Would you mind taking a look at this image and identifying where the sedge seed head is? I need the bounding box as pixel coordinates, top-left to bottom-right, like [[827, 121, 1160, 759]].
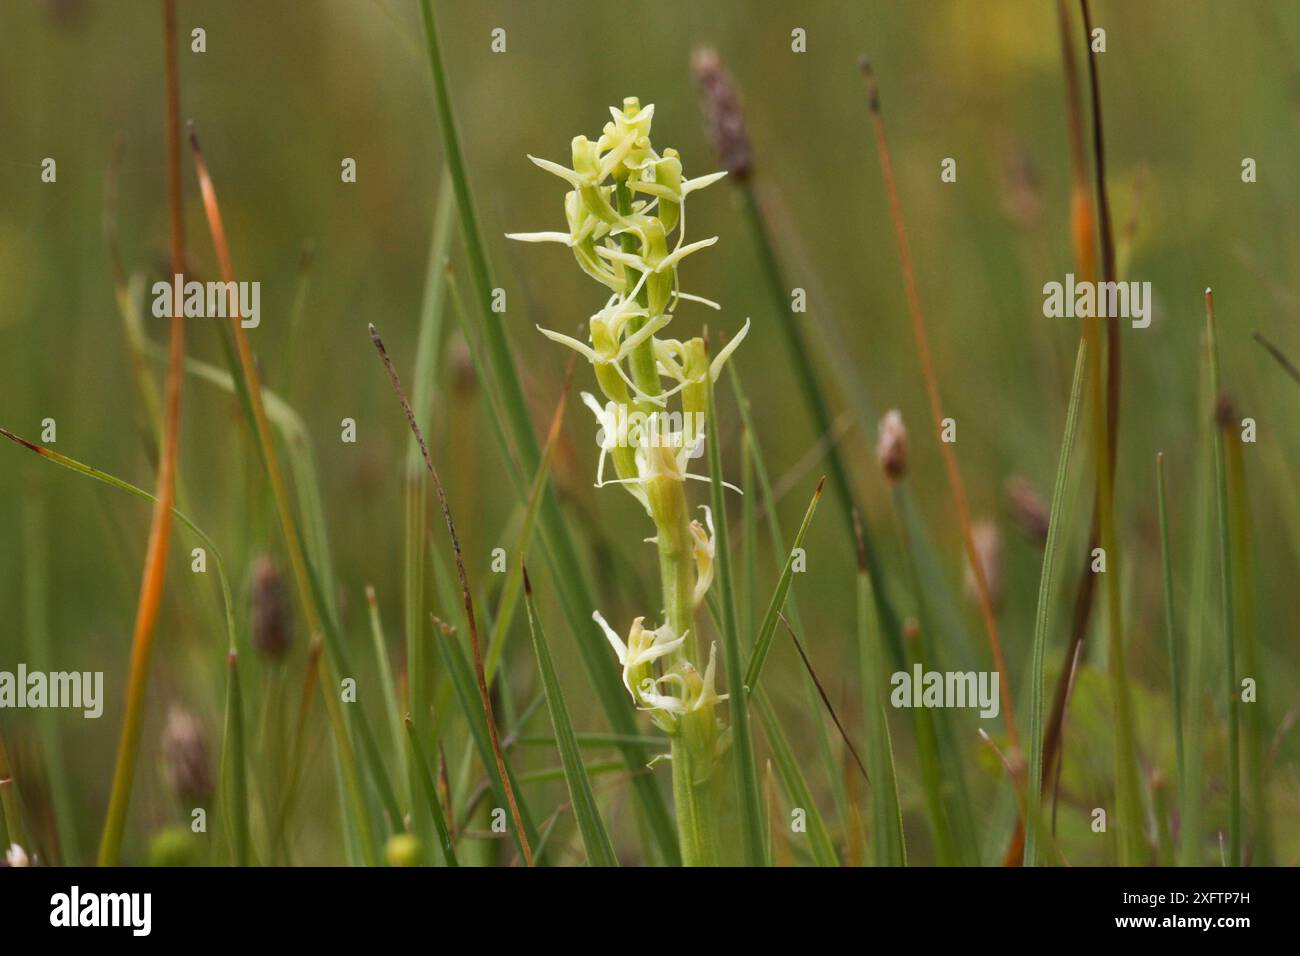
[[1005, 474, 1049, 545], [250, 554, 292, 660], [876, 409, 908, 484], [691, 47, 753, 181], [161, 704, 213, 805]]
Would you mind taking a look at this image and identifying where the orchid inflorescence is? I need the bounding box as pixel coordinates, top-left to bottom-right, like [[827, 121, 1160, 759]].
[[509, 97, 745, 749]]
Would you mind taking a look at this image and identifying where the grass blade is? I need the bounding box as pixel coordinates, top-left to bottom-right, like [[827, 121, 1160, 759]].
[[431, 615, 541, 854], [1024, 340, 1088, 866], [365, 587, 407, 788], [404, 718, 458, 866], [20, 493, 80, 864], [853, 513, 906, 866], [1179, 343, 1216, 865], [1227, 409, 1271, 863], [1156, 452, 1185, 805], [705, 365, 764, 865], [221, 650, 251, 866], [1205, 289, 1240, 866], [485, 359, 575, 685], [522, 565, 619, 866], [744, 476, 825, 692], [752, 691, 839, 866], [405, 174, 456, 757]]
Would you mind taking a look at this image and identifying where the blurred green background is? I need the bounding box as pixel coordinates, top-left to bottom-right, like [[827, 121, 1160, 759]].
[[0, 0, 1296, 864]]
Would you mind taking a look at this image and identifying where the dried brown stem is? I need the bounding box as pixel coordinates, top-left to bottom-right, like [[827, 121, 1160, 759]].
[[370, 323, 533, 867]]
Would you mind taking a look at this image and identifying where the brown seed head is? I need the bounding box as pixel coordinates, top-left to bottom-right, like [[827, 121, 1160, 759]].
[[999, 145, 1042, 231], [250, 554, 292, 660], [1005, 474, 1049, 546], [964, 520, 1004, 613], [449, 332, 476, 398], [691, 47, 753, 181], [1214, 389, 1237, 430], [876, 409, 908, 484], [162, 704, 213, 805]]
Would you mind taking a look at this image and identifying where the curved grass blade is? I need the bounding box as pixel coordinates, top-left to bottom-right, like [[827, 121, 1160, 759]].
[[0, 428, 249, 866]]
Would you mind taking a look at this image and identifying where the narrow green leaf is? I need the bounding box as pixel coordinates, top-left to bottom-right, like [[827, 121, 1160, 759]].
[[1205, 289, 1241, 866], [485, 367, 574, 686], [705, 371, 764, 865], [20, 495, 80, 864], [521, 565, 619, 866], [1024, 339, 1088, 866], [365, 587, 407, 788], [430, 617, 542, 857], [744, 476, 825, 692], [404, 718, 459, 866], [854, 516, 905, 866], [1155, 452, 1185, 806], [405, 173, 456, 782], [725, 367, 841, 864], [221, 650, 251, 866], [752, 692, 839, 866]]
